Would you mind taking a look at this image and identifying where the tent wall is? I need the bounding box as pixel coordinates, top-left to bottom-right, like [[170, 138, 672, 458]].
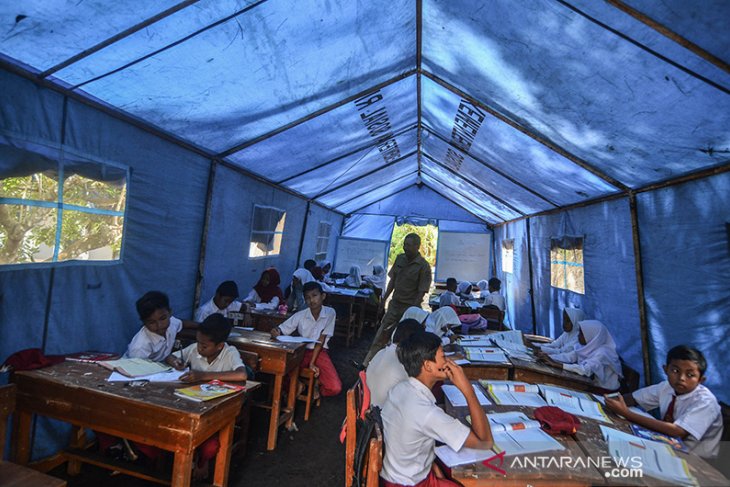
[[637, 173, 730, 403], [493, 219, 533, 333], [199, 164, 342, 303], [497, 198, 644, 384], [342, 214, 396, 242], [0, 69, 210, 458]]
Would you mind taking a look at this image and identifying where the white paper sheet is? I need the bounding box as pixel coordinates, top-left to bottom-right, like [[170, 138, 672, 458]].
[[442, 384, 492, 407], [454, 358, 470, 365], [489, 390, 547, 407], [107, 368, 188, 382], [435, 445, 496, 467], [276, 335, 320, 343]]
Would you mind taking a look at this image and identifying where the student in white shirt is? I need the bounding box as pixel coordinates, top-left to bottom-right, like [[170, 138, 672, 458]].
[[195, 280, 243, 322], [366, 319, 424, 407], [482, 278, 505, 311], [243, 269, 284, 310], [604, 345, 723, 459], [287, 267, 315, 312], [425, 306, 460, 344], [272, 281, 342, 397], [380, 331, 493, 487], [344, 265, 362, 287], [124, 291, 196, 365], [173, 314, 246, 480], [438, 278, 461, 307], [541, 320, 622, 391], [535, 307, 584, 355]]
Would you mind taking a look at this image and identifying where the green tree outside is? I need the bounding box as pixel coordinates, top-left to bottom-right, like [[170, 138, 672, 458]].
[[387, 223, 438, 269]]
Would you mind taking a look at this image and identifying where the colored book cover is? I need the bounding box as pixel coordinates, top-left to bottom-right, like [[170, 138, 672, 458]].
[[174, 380, 245, 402], [630, 424, 688, 453]]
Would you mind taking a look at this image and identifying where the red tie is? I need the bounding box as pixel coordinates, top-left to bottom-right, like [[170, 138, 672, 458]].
[[663, 395, 676, 423]]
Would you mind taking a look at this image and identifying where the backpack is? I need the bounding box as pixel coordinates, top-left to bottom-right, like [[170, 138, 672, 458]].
[[352, 406, 384, 487]]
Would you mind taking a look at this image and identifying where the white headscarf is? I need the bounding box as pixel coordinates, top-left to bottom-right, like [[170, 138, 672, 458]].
[[573, 320, 622, 386], [457, 281, 472, 294], [293, 268, 314, 285], [365, 264, 386, 290], [345, 265, 362, 287], [564, 307, 585, 331], [476, 279, 489, 298], [400, 306, 429, 325], [425, 306, 460, 338]]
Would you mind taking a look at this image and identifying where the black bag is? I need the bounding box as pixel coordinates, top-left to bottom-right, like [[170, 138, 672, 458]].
[[352, 406, 384, 487]]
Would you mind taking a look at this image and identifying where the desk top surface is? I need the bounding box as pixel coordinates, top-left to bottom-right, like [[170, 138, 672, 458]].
[[13, 361, 252, 416]]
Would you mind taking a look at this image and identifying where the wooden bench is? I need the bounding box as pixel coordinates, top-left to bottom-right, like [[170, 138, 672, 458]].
[[0, 384, 67, 487]]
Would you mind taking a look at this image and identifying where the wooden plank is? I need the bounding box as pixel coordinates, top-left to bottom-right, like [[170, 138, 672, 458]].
[[0, 460, 67, 487]]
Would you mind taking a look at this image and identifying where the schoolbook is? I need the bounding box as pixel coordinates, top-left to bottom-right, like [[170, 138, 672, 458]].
[[630, 424, 688, 453], [174, 380, 245, 402], [466, 411, 565, 456], [66, 351, 119, 363]]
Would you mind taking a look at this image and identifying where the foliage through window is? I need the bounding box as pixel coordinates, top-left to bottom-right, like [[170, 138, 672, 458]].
[[501, 239, 514, 274], [249, 205, 286, 258], [315, 221, 331, 262], [550, 236, 584, 294], [0, 160, 127, 266]]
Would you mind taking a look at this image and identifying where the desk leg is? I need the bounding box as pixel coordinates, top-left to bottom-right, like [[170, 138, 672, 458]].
[[285, 366, 298, 430], [66, 426, 86, 475], [12, 410, 32, 465], [266, 374, 283, 451], [213, 421, 235, 487], [171, 449, 193, 487]]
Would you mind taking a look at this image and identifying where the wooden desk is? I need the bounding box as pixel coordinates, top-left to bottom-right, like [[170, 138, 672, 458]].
[[227, 330, 305, 451], [509, 357, 604, 393], [249, 308, 290, 333], [326, 289, 370, 335], [12, 362, 247, 487], [444, 384, 604, 486]]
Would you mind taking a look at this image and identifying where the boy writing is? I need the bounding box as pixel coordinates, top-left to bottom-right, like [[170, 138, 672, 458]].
[[604, 345, 723, 458], [438, 278, 461, 307], [124, 291, 197, 364], [380, 331, 493, 486], [271, 281, 342, 397], [194, 280, 243, 322]]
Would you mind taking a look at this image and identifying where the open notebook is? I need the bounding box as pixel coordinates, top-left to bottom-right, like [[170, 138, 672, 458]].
[[541, 387, 611, 423], [464, 347, 509, 363], [480, 380, 547, 407]]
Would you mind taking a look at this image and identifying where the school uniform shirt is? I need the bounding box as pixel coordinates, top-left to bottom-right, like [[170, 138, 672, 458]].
[[194, 297, 243, 322], [278, 306, 336, 349], [243, 289, 280, 310], [180, 342, 244, 373], [632, 381, 723, 458], [124, 316, 182, 361], [365, 344, 408, 408], [381, 378, 471, 485], [438, 291, 461, 307], [483, 291, 505, 311]]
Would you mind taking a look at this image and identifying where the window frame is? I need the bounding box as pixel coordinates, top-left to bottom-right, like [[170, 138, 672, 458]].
[[248, 204, 287, 259], [314, 221, 332, 262], [549, 236, 585, 295], [0, 156, 130, 269]]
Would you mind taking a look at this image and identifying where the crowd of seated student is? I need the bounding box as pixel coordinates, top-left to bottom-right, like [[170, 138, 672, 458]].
[[271, 281, 342, 398], [243, 268, 284, 310], [604, 345, 723, 459]]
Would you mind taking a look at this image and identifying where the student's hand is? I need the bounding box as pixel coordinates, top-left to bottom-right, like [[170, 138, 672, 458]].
[[270, 327, 281, 338], [179, 370, 203, 383], [309, 364, 320, 377], [443, 358, 470, 391], [604, 394, 629, 415]]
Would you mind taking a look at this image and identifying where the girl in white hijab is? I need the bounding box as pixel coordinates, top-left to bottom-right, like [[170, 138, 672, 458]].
[[344, 265, 362, 287], [537, 307, 585, 355], [425, 306, 460, 344], [364, 264, 386, 290], [543, 320, 622, 391], [456, 281, 473, 300], [476, 280, 489, 299], [287, 268, 315, 312], [400, 306, 429, 325]]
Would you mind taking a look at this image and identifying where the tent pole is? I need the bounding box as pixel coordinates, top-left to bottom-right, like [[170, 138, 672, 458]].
[[193, 160, 217, 313], [421, 70, 630, 191], [297, 202, 312, 267], [629, 193, 652, 386], [525, 218, 537, 335], [416, 0, 423, 179], [421, 124, 558, 208]]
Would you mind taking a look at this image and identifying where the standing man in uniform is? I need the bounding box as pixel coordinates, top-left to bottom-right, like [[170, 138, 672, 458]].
[[363, 233, 432, 365]]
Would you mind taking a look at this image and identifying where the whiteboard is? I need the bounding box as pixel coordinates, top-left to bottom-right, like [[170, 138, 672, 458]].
[[334, 237, 389, 274], [435, 232, 491, 283]]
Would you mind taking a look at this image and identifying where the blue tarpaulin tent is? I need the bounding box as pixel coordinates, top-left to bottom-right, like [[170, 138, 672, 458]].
[[0, 0, 728, 459]]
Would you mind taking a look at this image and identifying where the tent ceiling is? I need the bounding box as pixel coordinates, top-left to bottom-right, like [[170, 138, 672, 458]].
[[1, 0, 728, 226]]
